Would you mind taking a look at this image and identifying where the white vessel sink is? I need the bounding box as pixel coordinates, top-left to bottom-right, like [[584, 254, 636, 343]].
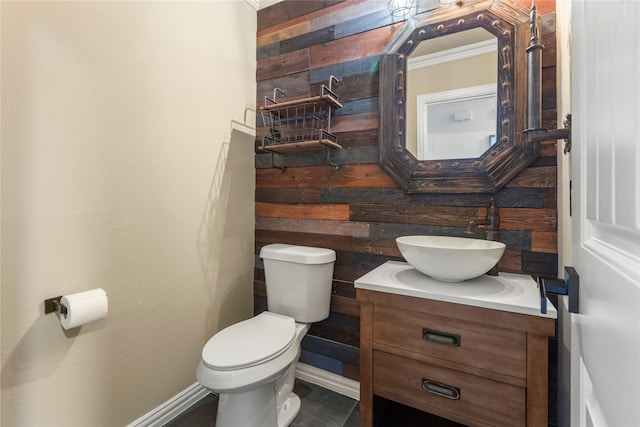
[[396, 235, 506, 282]]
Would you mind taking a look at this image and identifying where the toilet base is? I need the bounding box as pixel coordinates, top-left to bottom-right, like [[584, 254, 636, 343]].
[[216, 382, 277, 427], [277, 393, 301, 427], [215, 385, 301, 427]]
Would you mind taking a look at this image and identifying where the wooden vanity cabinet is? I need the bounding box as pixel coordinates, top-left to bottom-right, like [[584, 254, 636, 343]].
[[357, 289, 555, 427]]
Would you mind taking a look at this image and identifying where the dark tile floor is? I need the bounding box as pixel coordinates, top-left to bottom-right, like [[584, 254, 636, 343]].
[[165, 379, 462, 427]]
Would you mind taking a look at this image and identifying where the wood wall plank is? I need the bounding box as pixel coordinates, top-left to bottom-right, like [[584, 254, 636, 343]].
[[499, 248, 523, 272], [532, 231, 558, 253], [351, 205, 479, 227], [540, 139, 558, 157], [257, 72, 311, 104], [311, 1, 388, 33], [330, 294, 360, 317], [522, 250, 558, 276], [255, 188, 323, 204], [257, 0, 348, 33], [310, 24, 403, 69], [342, 362, 359, 381], [505, 166, 557, 188], [352, 237, 402, 257], [256, 217, 370, 237], [257, 48, 311, 81], [301, 335, 359, 365], [331, 112, 378, 133], [255, 229, 354, 253], [334, 129, 379, 148], [489, 208, 557, 232], [256, 0, 559, 384], [257, 21, 310, 48], [256, 202, 350, 220], [256, 164, 399, 189]]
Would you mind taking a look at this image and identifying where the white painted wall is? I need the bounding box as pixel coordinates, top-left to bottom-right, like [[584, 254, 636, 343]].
[[1, 1, 256, 425]]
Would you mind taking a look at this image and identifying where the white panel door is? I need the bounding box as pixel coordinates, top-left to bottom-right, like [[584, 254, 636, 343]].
[[571, 1, 640, 426]]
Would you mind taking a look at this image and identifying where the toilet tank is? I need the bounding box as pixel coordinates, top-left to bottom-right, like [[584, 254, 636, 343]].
[[259, 244, 336, 323]]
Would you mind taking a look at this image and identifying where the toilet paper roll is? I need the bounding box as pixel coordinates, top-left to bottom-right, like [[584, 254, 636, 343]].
[[60, 288, 108, 330]]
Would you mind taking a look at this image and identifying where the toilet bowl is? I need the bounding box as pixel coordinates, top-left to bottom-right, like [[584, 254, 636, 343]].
[[197, 312, 309, 427], [196, 244, 335, 427]]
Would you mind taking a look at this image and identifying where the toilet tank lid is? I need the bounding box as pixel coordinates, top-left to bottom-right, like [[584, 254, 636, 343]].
[[260, 244, 336, 264]]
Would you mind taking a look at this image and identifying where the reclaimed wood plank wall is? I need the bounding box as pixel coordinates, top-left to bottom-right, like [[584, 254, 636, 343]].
[[255, 0, 558, 381]]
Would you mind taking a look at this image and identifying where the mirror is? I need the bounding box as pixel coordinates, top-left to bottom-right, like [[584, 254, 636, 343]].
[[378, 0, 534, 193], [406, 28, 497, 160]]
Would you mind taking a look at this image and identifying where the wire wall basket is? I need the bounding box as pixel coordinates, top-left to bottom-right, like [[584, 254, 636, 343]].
[[260, 76, 343, 156]]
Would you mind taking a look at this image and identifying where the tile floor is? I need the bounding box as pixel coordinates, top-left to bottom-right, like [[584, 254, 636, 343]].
[[164, 380, 357, 427], [165, 379, 462, 427]]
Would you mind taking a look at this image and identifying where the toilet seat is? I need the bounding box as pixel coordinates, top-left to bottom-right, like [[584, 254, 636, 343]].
[[202, 312, 295, 371]]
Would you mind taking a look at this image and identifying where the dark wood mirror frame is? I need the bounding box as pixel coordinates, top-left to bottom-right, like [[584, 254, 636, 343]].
[[379, 0, 533, 193]]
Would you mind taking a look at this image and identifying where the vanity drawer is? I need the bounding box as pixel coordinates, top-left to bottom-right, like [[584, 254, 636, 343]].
[[374, 350, 526, 427], [374, 305, 526, 379]]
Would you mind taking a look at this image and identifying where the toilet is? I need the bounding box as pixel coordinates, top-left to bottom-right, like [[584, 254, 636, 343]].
[[196, 243, 336, 427]]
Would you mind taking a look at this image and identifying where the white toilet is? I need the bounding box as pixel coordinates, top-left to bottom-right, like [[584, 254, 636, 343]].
[[196, 243, 336, 427]]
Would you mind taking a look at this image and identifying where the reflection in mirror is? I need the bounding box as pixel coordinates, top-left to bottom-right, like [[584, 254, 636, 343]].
[[406, 28, 498, 160]]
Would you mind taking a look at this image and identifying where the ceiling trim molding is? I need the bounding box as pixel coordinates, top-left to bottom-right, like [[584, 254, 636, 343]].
[[246, 0, 260, 10], [258, 0, 285, 10]]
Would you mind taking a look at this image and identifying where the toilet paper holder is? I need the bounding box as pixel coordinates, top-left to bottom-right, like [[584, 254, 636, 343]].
[[44, 296, 68, 319], [44, 289, 108, 330]]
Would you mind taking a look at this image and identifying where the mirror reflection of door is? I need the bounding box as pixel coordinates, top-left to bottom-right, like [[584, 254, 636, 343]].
[[418, 84, 497, 160], [406, 27, 498, 161]]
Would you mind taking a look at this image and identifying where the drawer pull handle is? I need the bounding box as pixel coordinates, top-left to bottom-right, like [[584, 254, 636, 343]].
[[422, 378, 461, 400], [422, 328, 461, 346]]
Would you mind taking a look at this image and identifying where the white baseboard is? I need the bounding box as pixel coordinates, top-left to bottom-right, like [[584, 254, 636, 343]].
[[128, 364, 360, 427], [126, 382, 210, 427], [295, 362, 360, 401]]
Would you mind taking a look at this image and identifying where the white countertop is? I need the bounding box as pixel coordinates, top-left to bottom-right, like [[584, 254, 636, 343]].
[[355, 261, 557, 319]]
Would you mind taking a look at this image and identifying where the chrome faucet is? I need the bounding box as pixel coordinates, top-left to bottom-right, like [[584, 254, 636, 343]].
[[465, 198, 500, 275]]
